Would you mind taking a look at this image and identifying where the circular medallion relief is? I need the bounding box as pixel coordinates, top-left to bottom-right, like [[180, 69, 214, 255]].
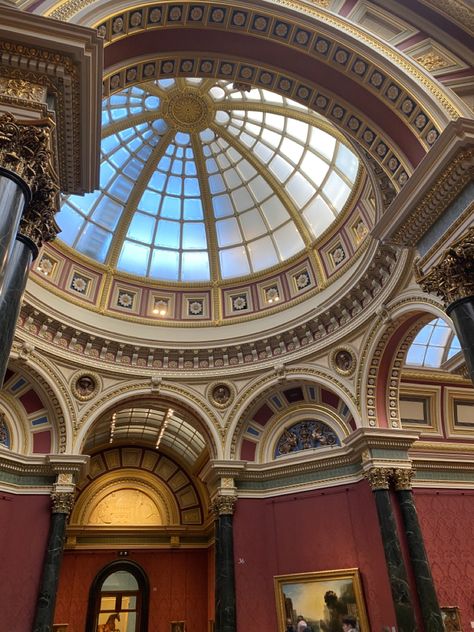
[[330, 347, 356, 376], [163, 90, 211, 132], [208, 382, 235, 409], [71, 371, 100, 401]]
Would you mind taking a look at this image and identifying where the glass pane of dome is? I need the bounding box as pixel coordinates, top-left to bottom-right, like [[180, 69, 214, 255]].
[[58, 78, 360, 283]]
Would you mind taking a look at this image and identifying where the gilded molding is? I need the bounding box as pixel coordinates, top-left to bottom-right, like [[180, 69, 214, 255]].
[[211, 494, 237, 516], [51, 490, 75, 514], [0, 78, 46, 103], [364, 466, 391, 490], [416, 227, 474, 306], [392, 467, 414, 490]]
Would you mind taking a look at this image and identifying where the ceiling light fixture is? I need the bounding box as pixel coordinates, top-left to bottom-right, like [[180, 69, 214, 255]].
[[155, 408, 174, 449]]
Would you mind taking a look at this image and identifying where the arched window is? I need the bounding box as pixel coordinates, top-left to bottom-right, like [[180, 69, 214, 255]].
[[406, 317, 460, 368], [86, 561, 149, 632]]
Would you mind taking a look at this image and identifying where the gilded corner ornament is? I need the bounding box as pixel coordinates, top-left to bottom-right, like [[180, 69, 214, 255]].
[[51, 491, 75, 515], [364, 467, 391, 490], [416, 227, 474, 306]]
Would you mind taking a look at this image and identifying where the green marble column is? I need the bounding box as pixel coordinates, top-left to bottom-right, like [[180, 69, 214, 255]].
[[33, 491, 74, 632], [393, 469, 443, 632], [367, 468, 418, 632], [213, 496, 237, 632]]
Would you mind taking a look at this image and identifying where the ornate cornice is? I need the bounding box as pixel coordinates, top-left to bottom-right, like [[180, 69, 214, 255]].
[[416, 227, 474, 306]]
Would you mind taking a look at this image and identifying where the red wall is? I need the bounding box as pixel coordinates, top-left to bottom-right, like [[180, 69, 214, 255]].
[[0, 492, 51, 632], [55, 548, 210, 632], [233, 482, 397, 631], [415, 489, 474, 629]]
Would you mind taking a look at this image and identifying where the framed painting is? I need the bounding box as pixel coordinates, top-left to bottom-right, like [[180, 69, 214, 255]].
[[440, 607, 462, 632], [275, 568, 369, 632], [170, 622, 186, 632]]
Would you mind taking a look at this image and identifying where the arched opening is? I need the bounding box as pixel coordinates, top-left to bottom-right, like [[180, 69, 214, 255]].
[[86, 560, 149, 632]]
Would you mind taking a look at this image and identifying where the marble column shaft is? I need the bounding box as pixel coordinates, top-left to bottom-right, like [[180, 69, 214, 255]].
[[0, 236, 35, 385], [396, 489, 443, 632], [373, 489, 418, 632], [32, 511, 68, 632], [215, 514, 236, 632], [447, 296, 474, 385], [0, 170, 29, 279]]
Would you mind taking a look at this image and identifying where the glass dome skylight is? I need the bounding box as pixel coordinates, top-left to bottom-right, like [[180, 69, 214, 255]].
[[59, 78, 360, 282], [406, 318, 461, 368]]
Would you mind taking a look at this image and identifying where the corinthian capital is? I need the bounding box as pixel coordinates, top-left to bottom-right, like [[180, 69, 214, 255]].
[[392, 468, 415, 491], [365, 467, 392, 490], [416, 227, 474, 306], [51, 491, 75, 515], [212, 495, 237, 517]]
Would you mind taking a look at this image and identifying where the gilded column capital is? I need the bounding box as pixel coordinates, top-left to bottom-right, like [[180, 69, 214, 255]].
[[212, 495, 237, 517], [18, 173, 60, 253], [51, 491, 75, 515], [416, 227, 474, 306], [392, 468, 415, 491], [365, 467, 392, 490]]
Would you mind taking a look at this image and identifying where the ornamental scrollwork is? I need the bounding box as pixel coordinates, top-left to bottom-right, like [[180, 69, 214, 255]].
[[416, 227, 474, 306]]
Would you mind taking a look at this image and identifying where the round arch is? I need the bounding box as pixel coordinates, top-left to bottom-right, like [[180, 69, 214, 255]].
[[225, 365, 359, 459], [74, 381, 222, 459], [358, 294, 447, 429], [86, 559, 150, 632]]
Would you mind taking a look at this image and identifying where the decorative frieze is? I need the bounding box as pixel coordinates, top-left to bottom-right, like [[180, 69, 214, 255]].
[[416, 227, 474, 306]]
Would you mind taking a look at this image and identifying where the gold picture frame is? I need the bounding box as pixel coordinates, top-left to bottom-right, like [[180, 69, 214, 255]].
[[440, 607, 462, 632], [275, 568, 369, 632]]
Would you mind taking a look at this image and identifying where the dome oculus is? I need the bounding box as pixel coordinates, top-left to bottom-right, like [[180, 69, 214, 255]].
[[58, 78, 360, 282]]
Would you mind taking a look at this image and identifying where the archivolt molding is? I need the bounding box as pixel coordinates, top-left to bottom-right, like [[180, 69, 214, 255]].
[[0, 391, 29, 454], [357, 295, 445, 429], [41, 0, 467, 123], [226, 366, 359, 459], [73, 380, 222, 458], [8, 346, 76, 453]]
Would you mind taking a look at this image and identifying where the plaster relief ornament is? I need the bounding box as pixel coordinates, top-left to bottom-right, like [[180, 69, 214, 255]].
[[209, 382, 234, 408], [72, 372, 100, 401], [332, 347, 356, 376]]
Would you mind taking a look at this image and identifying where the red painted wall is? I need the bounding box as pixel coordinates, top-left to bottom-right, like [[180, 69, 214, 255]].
[[415, 489, 474, 629], [55, 548, 211, 632], [0, 492, 51, 632], [233, 482, 397, 631]]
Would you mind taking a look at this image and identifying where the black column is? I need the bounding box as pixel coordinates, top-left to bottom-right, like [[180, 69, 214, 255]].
[[0, 235, 37, 385], [368, 470, 418, 632], [394, 471, 443, 632], [0, 168, 30, 278], [214, 497, 237, 632], [447, 296, 474, 384], [33, 492, 73, 632]]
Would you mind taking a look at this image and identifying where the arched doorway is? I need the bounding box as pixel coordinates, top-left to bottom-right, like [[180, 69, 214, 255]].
[[86, 560, 149, 632]]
